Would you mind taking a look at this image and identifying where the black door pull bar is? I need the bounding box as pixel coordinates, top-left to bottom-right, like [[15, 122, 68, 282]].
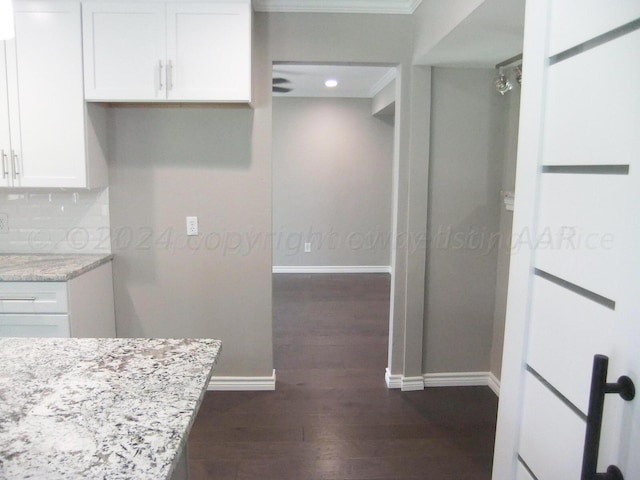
[[581, 354, 635, 480]]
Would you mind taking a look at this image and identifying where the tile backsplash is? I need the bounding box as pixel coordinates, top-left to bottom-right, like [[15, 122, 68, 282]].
[[0, 189, 111, 254]]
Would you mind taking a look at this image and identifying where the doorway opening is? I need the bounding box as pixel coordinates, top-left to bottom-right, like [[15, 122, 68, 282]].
[[270, 62, 399, 380]]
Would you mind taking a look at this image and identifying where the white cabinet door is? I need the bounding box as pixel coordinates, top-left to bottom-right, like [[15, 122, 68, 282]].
[[83, 2, 166, 101], [166, 2, 251, 102], [492, 2, 640, 479], [83, 1, 251, 103], [0, 45, 11, 188], [7, 1, 87, 188]]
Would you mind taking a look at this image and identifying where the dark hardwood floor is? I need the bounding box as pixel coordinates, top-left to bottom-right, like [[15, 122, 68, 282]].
[[188, 273, 498, 479]]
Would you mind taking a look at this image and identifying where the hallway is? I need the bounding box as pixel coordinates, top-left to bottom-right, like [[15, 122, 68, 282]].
[[188, 274, 498, 479]]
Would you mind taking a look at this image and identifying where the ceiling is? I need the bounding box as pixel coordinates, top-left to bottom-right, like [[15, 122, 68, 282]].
[[254, 0, 421, 14], [415, 0, 526, 67], [267, 0, 525, 97], [272, 64, 396, 98]]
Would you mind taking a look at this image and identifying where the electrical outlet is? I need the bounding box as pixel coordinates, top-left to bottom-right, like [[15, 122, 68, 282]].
[[304, 242, 311, 253], [186, 216, 198, 236], [0, 213, 8, 234]]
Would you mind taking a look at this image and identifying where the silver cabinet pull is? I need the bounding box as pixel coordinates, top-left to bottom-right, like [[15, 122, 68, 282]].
[[0, 297, 37, 302], [167, 60, 173, 90], [1, 150, 7, 178], [11, 150, 19, 178], [158, 60, 164, 90]]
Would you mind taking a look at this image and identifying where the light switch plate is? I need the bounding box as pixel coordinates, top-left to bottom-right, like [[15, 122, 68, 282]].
[[186, 216, 198, 236]]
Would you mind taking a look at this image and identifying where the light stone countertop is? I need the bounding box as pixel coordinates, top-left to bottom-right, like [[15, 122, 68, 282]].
[[0, 254, 114, 281], [0, 337, 222, 479]]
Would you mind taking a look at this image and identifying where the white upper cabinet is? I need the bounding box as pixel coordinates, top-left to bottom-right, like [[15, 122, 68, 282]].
[[0, 46, 11, 188], [82, 1, 252, 103], [0, 1, 107, 189]]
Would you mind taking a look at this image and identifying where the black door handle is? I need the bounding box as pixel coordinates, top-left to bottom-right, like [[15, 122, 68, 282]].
[[581, 354, 635, 480]]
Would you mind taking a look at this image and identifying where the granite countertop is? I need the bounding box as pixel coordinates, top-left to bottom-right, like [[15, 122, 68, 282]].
[[0, 337, 221, 479], [0, 254, 114, 281]]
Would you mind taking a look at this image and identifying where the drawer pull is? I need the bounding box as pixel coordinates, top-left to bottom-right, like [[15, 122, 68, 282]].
[[0, 297, 37, 302]]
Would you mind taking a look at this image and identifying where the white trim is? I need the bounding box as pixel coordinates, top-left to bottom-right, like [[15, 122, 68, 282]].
[[207, 369, 276, 391], [272, 265, 392, 274], [488, 372, 501, 397], [385, 367, 403, 388], [368, 68, 397, 98], [385, 370, 501, 393], [253, 0, 422, 15], [423, 371, 499, 390], [401, 376, 425, 391]]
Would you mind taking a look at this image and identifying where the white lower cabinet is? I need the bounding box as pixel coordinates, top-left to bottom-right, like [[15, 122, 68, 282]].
[[0, 315, 71, 338], [0, 262, 116, 338]]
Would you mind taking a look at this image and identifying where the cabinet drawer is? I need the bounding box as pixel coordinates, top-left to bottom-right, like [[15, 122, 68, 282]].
[[0, 282, 68, 313], [0, 314, 70, 337]]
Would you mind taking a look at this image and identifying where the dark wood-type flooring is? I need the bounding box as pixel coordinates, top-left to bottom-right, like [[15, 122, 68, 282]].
[[188, 273, 498, 479]]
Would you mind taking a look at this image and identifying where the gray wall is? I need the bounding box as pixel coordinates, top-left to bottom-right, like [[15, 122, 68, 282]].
[[107, 15, 273, 377], [423, 67, 509, 373], [490, 84, 520, 380], [272, 97, 394, 268]]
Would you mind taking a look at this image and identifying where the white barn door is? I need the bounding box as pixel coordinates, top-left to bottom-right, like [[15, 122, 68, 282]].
[[493, 1, 640, 479]]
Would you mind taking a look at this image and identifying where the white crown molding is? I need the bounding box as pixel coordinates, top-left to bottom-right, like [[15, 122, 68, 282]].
[[253, 0, 422, 15], [368, 68, 397, 97], [273, 265, 391, 274], [208, 369, 276, 391]]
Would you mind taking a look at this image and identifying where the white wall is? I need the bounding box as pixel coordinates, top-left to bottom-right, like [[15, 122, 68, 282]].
[[0, 189, 110, 254], [272, 97, 394, 269]]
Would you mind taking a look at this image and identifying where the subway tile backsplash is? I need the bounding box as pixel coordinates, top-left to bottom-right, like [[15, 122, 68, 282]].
[[0, 189, 111, 254]]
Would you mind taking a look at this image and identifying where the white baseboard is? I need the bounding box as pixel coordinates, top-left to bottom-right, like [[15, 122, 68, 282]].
[[385, 370, 500, 396], [401, 376, 425, 392], [273, 265, 392, 274], [385, 368, 403, 389], [487, 372, 501, 396], [207, 369, 276, 391]]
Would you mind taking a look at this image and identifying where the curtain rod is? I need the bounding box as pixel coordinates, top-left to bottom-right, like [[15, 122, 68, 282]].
[[495, 53, 523, 69]]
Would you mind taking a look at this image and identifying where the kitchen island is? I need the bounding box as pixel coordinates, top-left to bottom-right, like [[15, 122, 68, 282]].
[[0, 337, 221, 479]]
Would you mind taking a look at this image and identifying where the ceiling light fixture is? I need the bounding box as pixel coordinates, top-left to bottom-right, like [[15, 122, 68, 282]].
[[324, 79, 338, 88], [0, 0, 15, 40]]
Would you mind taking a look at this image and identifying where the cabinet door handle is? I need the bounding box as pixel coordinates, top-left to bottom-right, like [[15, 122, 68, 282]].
[[167, 60, 173, 91], [0, 297, 37, 302], [158, 60, 164, 90], [1, 150, 8, 178], [581, 354, 635, 480], [11, 150, 19, 178]]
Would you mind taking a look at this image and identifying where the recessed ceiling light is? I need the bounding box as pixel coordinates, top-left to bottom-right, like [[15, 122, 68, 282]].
[[324, 79, 338, 88]]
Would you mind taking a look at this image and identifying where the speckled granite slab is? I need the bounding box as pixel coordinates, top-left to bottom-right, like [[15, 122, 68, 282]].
[[0, 337, 221, 480], [0, 254, 113, 281]]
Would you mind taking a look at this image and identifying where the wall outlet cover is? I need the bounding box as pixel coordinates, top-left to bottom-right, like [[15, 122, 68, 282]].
[[186, 216, 198, 236]]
